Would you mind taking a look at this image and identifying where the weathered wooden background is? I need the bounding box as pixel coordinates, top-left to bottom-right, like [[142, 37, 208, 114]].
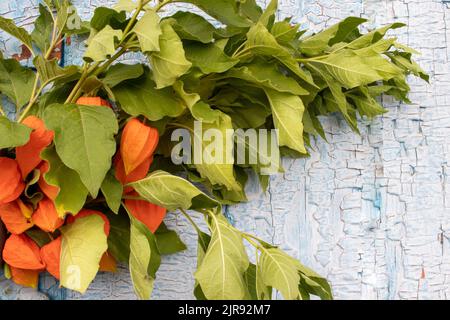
[[1, 0, 450, 300]]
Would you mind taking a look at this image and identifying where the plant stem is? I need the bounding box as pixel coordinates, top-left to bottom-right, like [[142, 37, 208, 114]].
[[65, 1, 147, 105], [242, 233, 262, 249], [232, 41, 248, 58], [18, 74, 40, 122], [65, 63, 90, 103], [119, 0, 144, 47], [155, 0, 173, 12], [43, 2, 59, 60], [180, 208, 202, 234], [93, 45, 129, 77]]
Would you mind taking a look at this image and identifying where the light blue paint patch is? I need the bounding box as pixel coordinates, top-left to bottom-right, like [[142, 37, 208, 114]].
[[224, 205, 236, 226], [38, 274, 66, 300]]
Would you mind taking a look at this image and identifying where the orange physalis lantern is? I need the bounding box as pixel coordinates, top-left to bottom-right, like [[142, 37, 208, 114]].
[[66, 209, 110, 236], [32, 198, 64, 233], [0, 158, 25, 205], [2, 234, 45, 270], [37, 162, 59, 201], [120, 119, 159, 175], [99, 251, 117, 273], [10, 267, 41, 288], [16, 116, 54, 179], [76, 96, 111, 108], [40, 237, 62, 279], [0, 200, 33, 234], [125, 196, 166, 233], [114, 154, 153, 193]]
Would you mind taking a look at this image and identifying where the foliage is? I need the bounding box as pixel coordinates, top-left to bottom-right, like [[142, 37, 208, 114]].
[[0, 0, 426, 300]]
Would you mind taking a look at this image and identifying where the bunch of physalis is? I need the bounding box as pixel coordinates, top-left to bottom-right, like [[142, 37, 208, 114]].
[[0, 97, 165, 289]]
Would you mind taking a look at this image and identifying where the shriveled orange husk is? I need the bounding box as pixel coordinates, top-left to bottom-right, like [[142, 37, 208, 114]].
[[32, 198, 64, 233], [10, 267, 41, 288], [99, 251, 117, 273], [0, 158, 25, 204], [67, 209, 110, 236], [37, 162, 59, 200], [120, 119, 159, 175], [125, 196, 166, 233], [16, 116, 54, 179], [3, 234, 45, 270], [114, 154, 153, 193], [40, 237, 62, 279], [0, 201, 33, 234], [76, 96, 111, 108]]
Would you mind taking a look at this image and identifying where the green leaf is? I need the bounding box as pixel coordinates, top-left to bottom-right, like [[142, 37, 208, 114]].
[[33, 56, 79, 85], [218, 101, 270, 129], [149, 20, 192, 88], [107, 212, 131, 263], [347, 88, 387, 118], [180, 0, 251, 27], [300, 17, 367, 56], [114, 0, 139, 12], [238, 0, 262, 22], [90, 7, 127, 31], [0, 58, 36, 109], [60, 215, 108, 294], [53, 0, 72, 35], [387, 51, 429, 82], [245, 23, 316, 87], [129, 170, 220, 211], [264, 88, 306, 154], [245, 263, 272, 300], [233, 127, 282, 175], [186, 112, 242, 191], [171, 11, 216, 43], [41, 147, 89, 216], [259, 247, 301, 300], [195, 214, 249, 300], [134, 10, 162, 53], [31, 4, 53, 54], [101, 170, 123, 214], [3, 264, 11, 279], [193, 231, 211, 300], [308, 62, 358, 130], [129, 217, 161, 300], [298, 264, 333, 300], [102, 63, 144, 88], [184, 42, 239, 74], [271, 20, 301, 46], [155, 223, 187, 255], [0, 116, 32, 149], [43, 103, 119, 198], [173, 81, 222, 123], [0, 16, 33, 53], [113, 72, 186, 121], [258, 0, 277, 27], [303, 108, 326, 140], [308, 49, 398, 89], [84, 26, 123, 62], [224, 60, 309, 95], [26, 229, 52, 247], [348, 23, 406, 50]]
